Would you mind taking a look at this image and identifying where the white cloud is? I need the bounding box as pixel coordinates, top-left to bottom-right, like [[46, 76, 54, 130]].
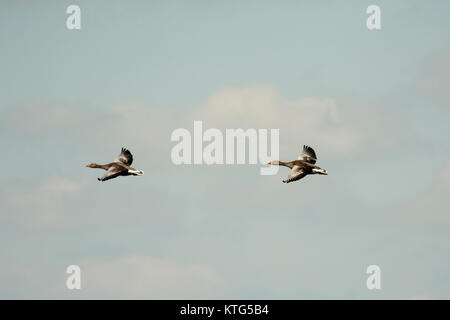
[[90, 85, 363, 163], [2, 84, 376, 161], [0, 173, 186, 229], [0, 177, 88, 227], [190, 85, 360, 157], [78, 255, 226, 299], [0, 255, 226, 299], [0, 84, 403, 228]]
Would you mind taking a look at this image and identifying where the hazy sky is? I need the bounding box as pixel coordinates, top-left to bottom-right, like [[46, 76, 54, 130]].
[[1, 0, 449, 299]]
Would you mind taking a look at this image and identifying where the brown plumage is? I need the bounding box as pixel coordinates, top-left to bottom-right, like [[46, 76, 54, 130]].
[[86, 148, 144, 182], [268, 145, 328, 183]]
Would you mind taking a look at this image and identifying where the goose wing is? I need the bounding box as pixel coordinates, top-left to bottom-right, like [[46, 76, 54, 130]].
[[298, 145, 317, 164], [98, 166, 123, 182], [115, 147, 133, 166], [283, 166, 306, 183]]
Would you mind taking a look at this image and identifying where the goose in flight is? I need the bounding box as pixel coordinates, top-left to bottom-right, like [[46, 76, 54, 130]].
[[268, 145, 328, 183], [86, 148, 144, 182]]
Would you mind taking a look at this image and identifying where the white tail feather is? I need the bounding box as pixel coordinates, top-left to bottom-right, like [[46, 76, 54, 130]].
[[129, 169, 144, 175]]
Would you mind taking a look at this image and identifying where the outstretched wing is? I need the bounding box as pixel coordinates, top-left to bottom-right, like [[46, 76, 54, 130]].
[[114, 147, 133, 166], [298, 145, 317, 164], [283, 166, 306, 183], [98, 167, 122, 182]]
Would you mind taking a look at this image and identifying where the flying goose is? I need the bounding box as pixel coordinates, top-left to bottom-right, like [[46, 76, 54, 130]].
[[268, 145, 328, 183], [86, 148, 144, 182]]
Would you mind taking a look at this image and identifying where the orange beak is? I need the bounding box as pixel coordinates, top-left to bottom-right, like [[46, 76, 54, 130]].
[[267, 162, 272, 165], [85, 164, 91, 167]]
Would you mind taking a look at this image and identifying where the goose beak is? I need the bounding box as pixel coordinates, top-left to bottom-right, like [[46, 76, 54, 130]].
[[85, 164, 90, 167], [267, 162, 272, 165]]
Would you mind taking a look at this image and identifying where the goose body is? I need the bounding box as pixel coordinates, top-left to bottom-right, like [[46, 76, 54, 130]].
[[86, 148, 144, 182], [268, 145, 328, 183]]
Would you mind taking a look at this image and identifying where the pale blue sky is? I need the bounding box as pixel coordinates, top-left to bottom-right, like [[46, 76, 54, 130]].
[[1, 0, 449, 299]]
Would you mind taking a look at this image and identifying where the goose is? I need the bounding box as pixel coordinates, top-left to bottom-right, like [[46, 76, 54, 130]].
[[268, 145, 328, 183], [86, 148, 144, 182]]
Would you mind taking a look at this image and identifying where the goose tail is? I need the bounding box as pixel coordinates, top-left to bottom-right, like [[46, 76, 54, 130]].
[[129, 169, 144, 176]]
